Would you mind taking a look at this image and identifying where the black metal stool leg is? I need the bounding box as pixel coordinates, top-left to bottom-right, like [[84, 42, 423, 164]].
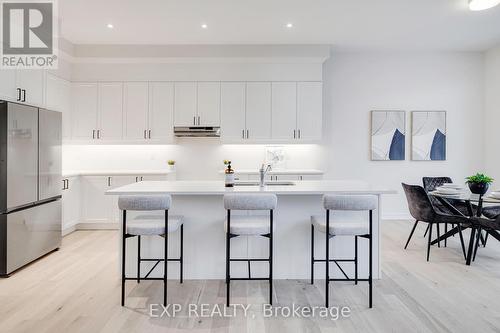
[[121, 210, 127, 307], [369, 210, 373, 308], [325, 210, 330, 308], [311, 224, 314, 285], [226, 210, 231, 307], [137, 235, 141, 283], [354, 236, 358, 285], [180, 224, 184, 284], [269, 210, 273, 305], [164, 210, 168, 306]]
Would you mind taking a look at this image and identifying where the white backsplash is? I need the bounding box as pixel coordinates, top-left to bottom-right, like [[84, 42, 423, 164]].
[[62, 141, 327, 180]]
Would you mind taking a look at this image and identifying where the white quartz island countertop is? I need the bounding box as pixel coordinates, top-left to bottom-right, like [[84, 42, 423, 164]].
[[106, 180, 395, 196], [107, 180, 395, 280]]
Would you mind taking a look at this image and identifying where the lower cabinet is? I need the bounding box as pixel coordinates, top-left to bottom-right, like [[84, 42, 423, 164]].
[[62, 176, 81, 232], [243, 174, 323, 182]]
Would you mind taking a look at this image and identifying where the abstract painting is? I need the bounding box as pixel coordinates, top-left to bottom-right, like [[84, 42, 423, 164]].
[[371, 111, 405, 160], [411, 111, 446, 161]]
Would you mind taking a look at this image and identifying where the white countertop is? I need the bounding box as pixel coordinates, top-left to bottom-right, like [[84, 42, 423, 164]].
[[218, 169, 324, 175], [106, 180, 395, 195], [62, 169, 176, 177]]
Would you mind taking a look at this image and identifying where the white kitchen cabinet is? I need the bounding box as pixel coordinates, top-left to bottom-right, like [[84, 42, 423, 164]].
[[0, 69, 17, 101], [124, 82, 149, 140], [81, 176, 112, 224], [62, 176, 81, 232], [16, 70, 45, 107], [271, 82, 297, 140], [246, 82, 272, 141], [46, 74, 71, 140], [149, 82, 174, 142], [221, 82, 246, 141], [197, 82, 220, 126], [174, 82, 197, 126], [71, 83, 98, 140], [98, 82, 123, 140], [297, 82, 322, 141]]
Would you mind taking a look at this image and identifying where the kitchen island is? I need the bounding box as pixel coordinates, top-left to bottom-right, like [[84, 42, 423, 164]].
[[106, 180, 395, 280]]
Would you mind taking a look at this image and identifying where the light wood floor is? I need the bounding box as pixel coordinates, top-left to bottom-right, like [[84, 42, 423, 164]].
[[1, 221, 500, 333]]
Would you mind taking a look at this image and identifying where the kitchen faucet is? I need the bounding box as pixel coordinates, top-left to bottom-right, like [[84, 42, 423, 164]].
[[259, 163, 272, 187]]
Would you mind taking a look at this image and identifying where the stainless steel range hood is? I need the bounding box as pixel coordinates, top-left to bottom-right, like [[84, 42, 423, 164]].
[[174, 126, 220, 137]]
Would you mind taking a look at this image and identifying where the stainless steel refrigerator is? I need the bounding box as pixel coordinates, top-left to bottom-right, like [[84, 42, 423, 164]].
[[0, 101, 62, 276]]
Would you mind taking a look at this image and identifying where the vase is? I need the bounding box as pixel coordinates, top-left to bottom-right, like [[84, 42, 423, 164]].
[[468, 182, 489, 195]]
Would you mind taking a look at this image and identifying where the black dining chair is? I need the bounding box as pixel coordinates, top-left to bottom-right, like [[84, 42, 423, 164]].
[[402, 183, 469, 261], [470, 214, 500, 262], [471, 206, 500, 261]]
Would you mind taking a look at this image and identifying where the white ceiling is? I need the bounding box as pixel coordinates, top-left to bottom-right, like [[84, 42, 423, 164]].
[[60, 0, 500, 51]]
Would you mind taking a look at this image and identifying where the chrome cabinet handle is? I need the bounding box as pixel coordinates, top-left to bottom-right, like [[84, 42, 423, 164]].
[[140, 176, 143, 181], [246, 129, 249, 139], [242, 129, 245, 139], [62, 179, 66, 190], [193, 116, 196, 125], [107, 177, 111, 187], [92, 130, 95, 139], [198, 116, 201, 125], [148, 130, 151, 139], [97, 130, 101, 139], [135, 176, 138, 182], [293, 130, 296, 139], [298, 129, 301, 139]]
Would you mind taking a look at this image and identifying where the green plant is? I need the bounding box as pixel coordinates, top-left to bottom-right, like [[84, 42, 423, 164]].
[[167, 160, 175, 166], [465, 173, 494, 185]]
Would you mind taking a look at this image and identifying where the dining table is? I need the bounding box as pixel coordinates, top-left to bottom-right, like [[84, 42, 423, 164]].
[[428, 191, 500, 265]]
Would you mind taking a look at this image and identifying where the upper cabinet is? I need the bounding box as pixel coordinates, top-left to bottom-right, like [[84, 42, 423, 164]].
[[271, 82, 297, 140], [0, 69, 45, 107], [71, 82, 99, 140], [98, 82, 123, 140], [45, 74, 71, 140], [245, 82, 272, 141], [124, 82, 149, 140], [149, 82, 174, 142], [174, 82, 220, 127], [297, 82, 322, 141], [221, 82, 246, 141]]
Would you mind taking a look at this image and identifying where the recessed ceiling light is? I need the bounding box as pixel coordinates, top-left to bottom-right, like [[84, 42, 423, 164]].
[[286, 23, 293, 28], [469, 0, 500, 10], [106, 23, 114, 29], [201, 23, 208, 29]]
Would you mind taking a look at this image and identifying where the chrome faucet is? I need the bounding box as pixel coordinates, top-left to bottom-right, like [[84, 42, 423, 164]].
[[259, 163, 272, 187]]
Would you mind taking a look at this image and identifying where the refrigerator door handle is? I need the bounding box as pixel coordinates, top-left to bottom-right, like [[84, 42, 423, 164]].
[[21, 89, 26, 102], [16, 88, 21, 101]]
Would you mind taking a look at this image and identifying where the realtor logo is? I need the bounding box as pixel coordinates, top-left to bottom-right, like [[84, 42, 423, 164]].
[[1, 0, 58, 68]]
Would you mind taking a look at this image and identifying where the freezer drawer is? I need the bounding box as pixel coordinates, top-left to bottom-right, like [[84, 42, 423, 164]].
[[0, 199, 61, 275]]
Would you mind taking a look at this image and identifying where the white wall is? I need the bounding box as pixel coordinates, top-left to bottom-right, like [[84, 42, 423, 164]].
[[484, 45, 500, 182], [322, 51, 485, 218]]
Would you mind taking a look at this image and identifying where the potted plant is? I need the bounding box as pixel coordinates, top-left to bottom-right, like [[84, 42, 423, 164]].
[[167, 160, 176, 171], [466, 173, 494, 195]]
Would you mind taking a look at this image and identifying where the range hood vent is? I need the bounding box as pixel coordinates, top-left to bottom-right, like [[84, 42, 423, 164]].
[[174, 126, 220, 137]]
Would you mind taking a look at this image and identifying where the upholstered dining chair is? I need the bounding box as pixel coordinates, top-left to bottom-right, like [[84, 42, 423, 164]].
[[402, 183, 469, 261]]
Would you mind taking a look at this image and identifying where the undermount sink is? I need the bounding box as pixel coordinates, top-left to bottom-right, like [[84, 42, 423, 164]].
[[234, 181, 296, 186]]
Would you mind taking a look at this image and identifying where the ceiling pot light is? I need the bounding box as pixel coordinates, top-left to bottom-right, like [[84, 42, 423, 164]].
[[106, 23, 114, 29], [469, 0, 500, 10], [201, 23, 208, 29], [286, 23, 293, 28]]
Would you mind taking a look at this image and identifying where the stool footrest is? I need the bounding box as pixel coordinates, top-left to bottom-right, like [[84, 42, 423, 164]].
[[329, 278, 369, 282], [313, 258, 355, 262], [230, 258, 269, 262], [140, 258, 181, 262], [230, 277, 270, 281]]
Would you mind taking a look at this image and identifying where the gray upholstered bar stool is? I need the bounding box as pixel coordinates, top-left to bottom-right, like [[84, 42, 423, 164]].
[[118, 195, 184, 307], [310, 195, 377, 308], [224, 193, 277, 306]]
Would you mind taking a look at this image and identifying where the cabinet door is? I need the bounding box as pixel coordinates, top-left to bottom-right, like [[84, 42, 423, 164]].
[[98, 82, 123, 140], [246, 82, 271, 141], [124, 82, 148, 140], [174, 82, 197, 126], [107, 176, 135, 223], [62, 177, 81, 230], [197, 82, 220, 126], [81, 176, 110, 224], [46, 74, 71, 139], [0, 69, 17, 101], [71, 83, 98, 140], [297, 82, 322, 141], [271, 82, 297, 140], [221, 82, 246, 142], [149, 82, 174, 142], [16, 69, 45, 107]]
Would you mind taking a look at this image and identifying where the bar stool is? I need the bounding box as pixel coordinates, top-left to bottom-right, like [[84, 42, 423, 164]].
[[310, 195, 376, 308], [224, 193, 277, 306], [118, 195, 184, 307]]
